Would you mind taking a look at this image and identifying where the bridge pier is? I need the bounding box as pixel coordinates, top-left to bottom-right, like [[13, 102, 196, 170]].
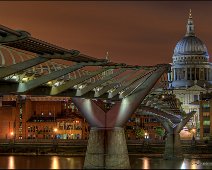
[[163, 133, 183, 160], [84, 127, 130, 169], [157, 111, 195, 160], [72, 66, 168, 169]]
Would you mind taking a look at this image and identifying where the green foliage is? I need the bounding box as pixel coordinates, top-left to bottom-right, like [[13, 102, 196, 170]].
[[155, 127, 165, 137], [135, 128, 145, 139]]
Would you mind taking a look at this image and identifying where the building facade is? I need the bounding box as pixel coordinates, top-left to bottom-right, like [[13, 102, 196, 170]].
[[197, 93, 212, 140], [125, 113, 163, 140], [0, 96, 89, 140], [168, 10, 212, 139]]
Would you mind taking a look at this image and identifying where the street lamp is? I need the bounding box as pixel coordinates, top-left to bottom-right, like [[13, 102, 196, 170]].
[[192, 128, 196, 139], [145, 132, 147, 139], [10, 131, 15, 143], [10, 132, 14, 137], [53, 128, 58, 139], [144, 132, 149, 145], [191, 128, 196, 146]]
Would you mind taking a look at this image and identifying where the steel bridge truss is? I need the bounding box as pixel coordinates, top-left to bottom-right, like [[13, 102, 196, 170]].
[[0, 24, 170, 100]]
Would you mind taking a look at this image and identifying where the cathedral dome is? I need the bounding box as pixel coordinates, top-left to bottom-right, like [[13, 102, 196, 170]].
[[172, 9, 209, 60], [170, 10, 212, 89], [174, 36, 209, 56]]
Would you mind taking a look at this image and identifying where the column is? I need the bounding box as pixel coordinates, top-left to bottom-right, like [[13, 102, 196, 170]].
[[171, 69, 174, 81], [185, 68, 187, 80], [173, 69, 176, 81], [168, 72, 170, 82], [207, 68, 209, 80], [190, 68, 192, 80]]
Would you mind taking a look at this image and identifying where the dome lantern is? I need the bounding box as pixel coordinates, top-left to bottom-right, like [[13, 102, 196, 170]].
[[186, 9, 195, 37]]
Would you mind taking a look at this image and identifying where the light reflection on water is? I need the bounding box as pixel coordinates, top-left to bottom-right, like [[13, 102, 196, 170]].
[[1, 155, 212, 169], [130, 156, 212, 169], [51, 156, 59, 169], [8, 156, 15, 169]]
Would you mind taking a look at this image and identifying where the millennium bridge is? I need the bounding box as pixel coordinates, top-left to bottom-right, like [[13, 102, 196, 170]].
[[0, 24, 195, 169]]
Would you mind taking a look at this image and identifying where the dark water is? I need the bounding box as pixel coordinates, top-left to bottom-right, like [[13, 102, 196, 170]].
[[1, 155, 212, 169]]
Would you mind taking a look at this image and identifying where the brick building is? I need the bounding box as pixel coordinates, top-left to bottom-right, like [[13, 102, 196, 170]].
[[0, 95, 89, 140]]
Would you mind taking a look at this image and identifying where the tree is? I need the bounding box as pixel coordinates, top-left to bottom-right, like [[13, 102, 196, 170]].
[[155, 127, 165, 139], [135, 128, 145, 140]]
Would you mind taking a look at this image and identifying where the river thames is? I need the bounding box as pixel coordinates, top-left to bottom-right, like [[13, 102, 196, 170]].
[[1, 155, 212, 169]]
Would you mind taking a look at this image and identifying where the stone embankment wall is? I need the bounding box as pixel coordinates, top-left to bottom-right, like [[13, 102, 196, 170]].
[[0, 139, 212, 155]]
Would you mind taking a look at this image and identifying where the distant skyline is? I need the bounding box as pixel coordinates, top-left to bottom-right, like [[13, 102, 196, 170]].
[[0, 1, 212, 66]]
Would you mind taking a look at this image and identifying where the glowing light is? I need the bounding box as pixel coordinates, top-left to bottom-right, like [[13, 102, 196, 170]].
[[8, 156, 15, 169], [54, 82, 60, 86], [142, 157, 150, 169], [11, 75, 17, 80], [78, 85, 83, 89], [53, 128, 58, 132], [47, 81, 52, 85], [50, 156, 60, 169], [22, 77, 28, 82], [181, 161, 187, 169], [10, 132, 14, 136], [119, 90, 124, 94]]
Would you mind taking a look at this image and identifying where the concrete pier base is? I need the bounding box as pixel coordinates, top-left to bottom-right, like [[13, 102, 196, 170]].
[[163, 133, 183, 160], [84, 127, 131, 169]]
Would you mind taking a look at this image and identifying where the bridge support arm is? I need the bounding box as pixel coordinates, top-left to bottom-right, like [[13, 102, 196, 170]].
[[76, 68, 127, 96], [17, 64, 84, 92], [0, 56, 49, 79], [50, 68, 108, 95], [106, 66, 168, 127]]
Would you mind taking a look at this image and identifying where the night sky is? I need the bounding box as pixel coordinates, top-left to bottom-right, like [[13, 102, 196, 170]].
[[0, 1, 212, 66]]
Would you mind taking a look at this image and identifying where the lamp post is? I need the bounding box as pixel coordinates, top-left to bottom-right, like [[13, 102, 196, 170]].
[[144, 132, 149, 145], [10, 131, 15, 141], [53, 128, 58, 153], [144, 132, 147, 139], [191, 128, 196, 146], [53, 128, 58, 139], [9, 131, 15, 153], [192, 128, 196, 139], [10, 132, 14, 137]]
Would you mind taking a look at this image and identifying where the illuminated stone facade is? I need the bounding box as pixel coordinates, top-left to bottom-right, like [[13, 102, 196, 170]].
[[168, 11, 212, 139], [0, 96, 89, 140]]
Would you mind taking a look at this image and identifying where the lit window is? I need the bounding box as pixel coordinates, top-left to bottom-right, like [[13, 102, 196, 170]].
[[203, 112, 210, 117], [203, 121, 210, 126]]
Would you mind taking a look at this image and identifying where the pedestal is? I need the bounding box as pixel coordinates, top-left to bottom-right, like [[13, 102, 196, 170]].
[[163, 133, 183, 160], [84, 127, 130, 169]]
